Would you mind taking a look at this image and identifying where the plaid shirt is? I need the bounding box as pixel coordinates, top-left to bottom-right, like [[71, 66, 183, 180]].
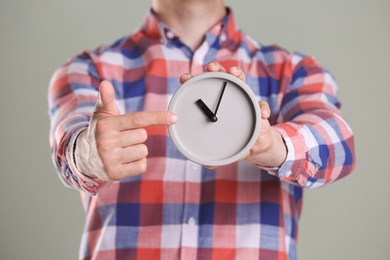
[[48, 9, 355, 260]]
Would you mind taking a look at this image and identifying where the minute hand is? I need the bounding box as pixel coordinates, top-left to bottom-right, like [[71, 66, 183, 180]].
[[214, 81, 227, 116]]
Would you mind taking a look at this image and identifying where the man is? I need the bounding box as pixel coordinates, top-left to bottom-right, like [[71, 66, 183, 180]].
[[48, 0, 355, 259]]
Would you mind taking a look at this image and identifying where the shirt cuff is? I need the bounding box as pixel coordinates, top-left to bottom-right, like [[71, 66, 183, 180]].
[[262, 124, 307, 185], [65, 127, 106, 195]]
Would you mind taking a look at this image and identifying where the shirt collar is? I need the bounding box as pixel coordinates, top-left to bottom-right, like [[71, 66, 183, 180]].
[[140, 7, 240, 46]]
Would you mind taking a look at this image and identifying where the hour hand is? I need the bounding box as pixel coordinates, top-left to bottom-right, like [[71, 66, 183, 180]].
[[196, 99, 218, 122]]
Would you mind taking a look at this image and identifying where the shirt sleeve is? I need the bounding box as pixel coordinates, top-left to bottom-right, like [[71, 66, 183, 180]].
[[264, 54, 356, 188], [48, 52, 106, 195]]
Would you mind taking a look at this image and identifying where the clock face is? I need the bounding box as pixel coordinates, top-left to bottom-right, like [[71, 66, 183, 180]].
[[168, 72, 261, 166]]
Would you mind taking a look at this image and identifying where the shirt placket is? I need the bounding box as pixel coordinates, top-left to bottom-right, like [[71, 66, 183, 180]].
[[189, 39, 212, 75], [180, 160, 201, 260], [163, 29, 218, 259]]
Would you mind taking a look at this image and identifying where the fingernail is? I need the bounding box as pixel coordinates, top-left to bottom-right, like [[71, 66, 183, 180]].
[[167, 113, 178, 124], [178, 73, 190, 83], [96, 92, 102, 107], [205, 62, 215, 70], [229, 67, 240, 75], [261, 109, 269, 118]]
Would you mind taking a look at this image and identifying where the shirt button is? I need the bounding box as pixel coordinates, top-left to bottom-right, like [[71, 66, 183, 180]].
[[191, 165, 197, 171], [267, 170, 276, 176], [286, 170, 292, 177], [220, 33, 227, 43], [188, 217, 196, 226], [166, 30, 175, 39]]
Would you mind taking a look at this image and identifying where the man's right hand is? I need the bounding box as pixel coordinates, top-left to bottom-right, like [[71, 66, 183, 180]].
[[74, 80, 177, 181]]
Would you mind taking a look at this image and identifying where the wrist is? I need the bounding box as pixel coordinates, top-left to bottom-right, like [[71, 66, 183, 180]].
[[269, 128, 287, 167], [74, 130, 98, 178], [246, 127, 287, 168]]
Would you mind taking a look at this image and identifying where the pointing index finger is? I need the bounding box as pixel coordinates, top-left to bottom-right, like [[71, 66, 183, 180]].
[[118, 111, 178, 130]]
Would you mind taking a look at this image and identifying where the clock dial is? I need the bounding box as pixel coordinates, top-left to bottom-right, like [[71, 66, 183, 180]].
[[168, 72, 261, 166]]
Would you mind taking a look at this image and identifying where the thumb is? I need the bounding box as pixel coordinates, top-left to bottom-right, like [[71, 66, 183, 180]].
[[259, 101, 270, 120], [95, 80, 120, 115]]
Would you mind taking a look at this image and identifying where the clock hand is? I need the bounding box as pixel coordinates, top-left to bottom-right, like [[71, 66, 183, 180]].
[[214, 81, 227, 116], [196, 99, 218, 122]]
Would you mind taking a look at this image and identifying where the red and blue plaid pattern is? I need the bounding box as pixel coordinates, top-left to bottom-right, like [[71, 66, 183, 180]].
[[48, 8, 355, 260]]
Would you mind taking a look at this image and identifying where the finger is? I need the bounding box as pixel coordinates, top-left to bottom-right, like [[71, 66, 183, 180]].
[[228, 66, 246, 82], [118, 128, 148, 147], [108, 158, 148, 181], [119, 144, 149, 164], [205, 61, 226, 72], [96, 80, 121, 115], [121, 158, 148, 177], [102, 143, 148, 166], [118, 111, 178, 130], [259, 101, 271, 119], [205, 165, 218, 170], [179, 73, 193, 84], [239, 152, 249, 162]]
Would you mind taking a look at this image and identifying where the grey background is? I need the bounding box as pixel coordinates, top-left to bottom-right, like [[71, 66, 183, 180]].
[[1, 0, 389, 259]]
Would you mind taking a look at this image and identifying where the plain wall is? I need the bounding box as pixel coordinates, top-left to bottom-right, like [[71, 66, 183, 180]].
[[1, 0, 389, 259]]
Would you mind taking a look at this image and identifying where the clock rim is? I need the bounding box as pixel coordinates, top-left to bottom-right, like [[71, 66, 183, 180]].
[[168, 71, 261, 166]]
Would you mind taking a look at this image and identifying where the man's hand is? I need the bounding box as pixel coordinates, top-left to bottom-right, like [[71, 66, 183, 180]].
[[179, 61, 287, 168], [243, 101, 287, 168], [75, 80, 178, 181]]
